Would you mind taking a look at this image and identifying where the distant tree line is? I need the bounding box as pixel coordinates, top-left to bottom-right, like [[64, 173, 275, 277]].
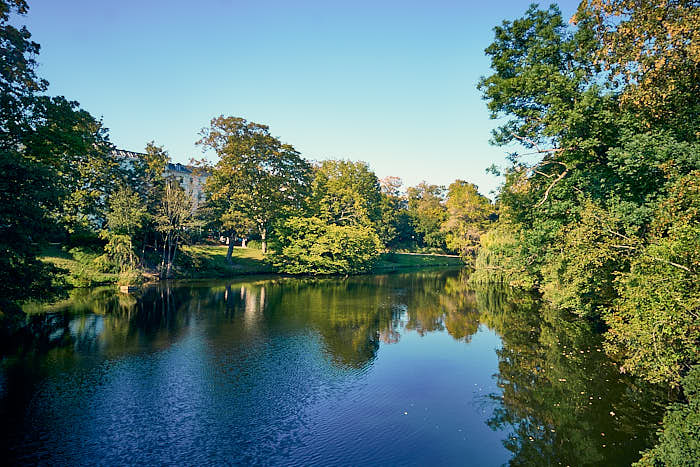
[[195, 115, 495, 274]]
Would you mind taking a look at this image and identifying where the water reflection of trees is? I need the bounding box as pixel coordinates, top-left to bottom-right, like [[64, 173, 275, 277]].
[[474, 285, 669, 466], [6, 270, 671, 464]]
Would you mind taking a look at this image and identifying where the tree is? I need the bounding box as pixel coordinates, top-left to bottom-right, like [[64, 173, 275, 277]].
[[125, 142, 170, 262], [604, 172, 700, 387], [269, 159, 385, 274], [128, 142, 169, 208], [377, 176, 414, 248], [575, 0, 700, 138], [441, 180, 495, 258], [198, 116, 311, 254], [221, 208, 255, 258], [156, 181, 199, 278], [102, 186, 148, 273], [0, 150, 63, 307], [311, 159, 382, 228], [0, 0, 45, 149], [23, 96, 117, 235], [476, 3, 700, 460], [0, 0, 62, 308], [406, 182, 447, 250]]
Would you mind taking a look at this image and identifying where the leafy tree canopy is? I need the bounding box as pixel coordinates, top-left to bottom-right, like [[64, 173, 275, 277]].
[[198, 116, 312, 253]]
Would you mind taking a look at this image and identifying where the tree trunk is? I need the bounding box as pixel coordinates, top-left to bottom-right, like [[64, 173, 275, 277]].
[[166, 235, 175, 279], [261, 228, 267, 254], [170, 237, 178, 275], [226, 230, 235, 263], [160, 233, 168, 279]]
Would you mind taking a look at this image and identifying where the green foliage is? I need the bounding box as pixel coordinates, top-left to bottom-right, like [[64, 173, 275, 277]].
[[377, 176, 415, 248], [101, 186, 148, 273], [605, 174, 700, 387], [540, 201, 635, 318], [442, 180, 495, 259], [407, 182, 448, 250], [39, 246, 115, 289], [636, 366, 700, 466], [0, 0, 117, 305], [117, 268, 144, 287], [311, 159, 382, 228], [0, 149, 62, 303], [156, 181, 200, 278], [24, 95, 116, 234], [477, 3, 699, 459], [65, 247, 114, 287], [198, 116, 312, 253], [270, 216, 382, 275], [470, 222, 537, 289]]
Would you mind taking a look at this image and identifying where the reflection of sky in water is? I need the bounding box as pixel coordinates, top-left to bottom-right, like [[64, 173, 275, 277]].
[[1, 271, 666, 465]]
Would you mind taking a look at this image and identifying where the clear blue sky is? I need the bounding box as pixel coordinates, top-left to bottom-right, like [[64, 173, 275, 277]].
[[21, 0, 579, 197]]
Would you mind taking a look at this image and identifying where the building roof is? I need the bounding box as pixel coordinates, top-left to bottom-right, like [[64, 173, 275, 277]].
[[112, 148, 146, 159], [111, 148, 206, 178]]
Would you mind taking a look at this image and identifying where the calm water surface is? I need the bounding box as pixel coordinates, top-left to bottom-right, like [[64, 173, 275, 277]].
[[1, 270, 667, 465]]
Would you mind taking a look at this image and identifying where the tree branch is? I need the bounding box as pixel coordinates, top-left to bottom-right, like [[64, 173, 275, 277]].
[[535, 167, 568, 207]]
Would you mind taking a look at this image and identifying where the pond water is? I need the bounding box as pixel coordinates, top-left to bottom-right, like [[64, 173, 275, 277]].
[[1, 270, 667, 465]]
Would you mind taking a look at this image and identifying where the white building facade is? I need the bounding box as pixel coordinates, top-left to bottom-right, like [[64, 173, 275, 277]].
[[113, 149, 208, 205]]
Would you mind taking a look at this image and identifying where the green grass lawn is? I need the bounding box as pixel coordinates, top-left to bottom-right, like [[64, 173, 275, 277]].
[[373, 252, 463, 270], [40, 245, 118, 287], [184, 245, 273, 276]]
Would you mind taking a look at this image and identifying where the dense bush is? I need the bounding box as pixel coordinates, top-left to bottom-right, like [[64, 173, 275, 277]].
[[270, 217, 382, 275]]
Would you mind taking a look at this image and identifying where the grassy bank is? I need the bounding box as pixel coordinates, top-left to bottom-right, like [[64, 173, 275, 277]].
[[40, 245, 118, 287], [40, 245, 463, 288], [185, 246, 463, 276], [373, 252, 463, 270], [183, 245, 273, 276]]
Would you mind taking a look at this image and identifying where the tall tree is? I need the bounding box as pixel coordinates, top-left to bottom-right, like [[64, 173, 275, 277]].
[[156, 181, 199, 278], [311, 159, 382, 228], [0, 0, 44, 148], [407, 182, 447, 250], [198, 116, 311, 254], [441, 181, 495, 258], [575, 0, 700, 138], [0, 0, 60, 308], [126, 142, 170, 262], [269, 159, 384, 275], [102, 186, 148, 273], [378, 176, 414, 248], [23, 95, 117, 235]]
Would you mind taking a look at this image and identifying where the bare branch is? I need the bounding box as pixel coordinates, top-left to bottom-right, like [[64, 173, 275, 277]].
[[535, 168, 568, 207], [509, 132, 545, 153], [610, 244, 693, 273]]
